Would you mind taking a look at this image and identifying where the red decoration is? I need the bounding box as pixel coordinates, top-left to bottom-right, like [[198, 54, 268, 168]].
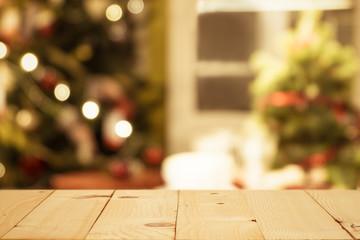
[[108, 160, 130, 179], [114, 97, 135, 120], [264, 91, 350, 123], [266, 91, 306, 107], [38, 69, 58, 91], [19, 155, 45, 179], [36, 24, 55, 38], [143, 146, 164, 165], [102, 136, 125, 151], [331, 104, 346, 123], [301, 147, 339, 170]]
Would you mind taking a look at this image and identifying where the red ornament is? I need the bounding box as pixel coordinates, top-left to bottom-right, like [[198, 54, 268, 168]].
[[114, 97, 135, 120], [102, 136, 125, 151], [38, 69, 58, 91], [108, 160, 130, 179], [19, 155, 45, 179], [301, 148, 338, 170], [36, 23, 55, 38], [266, 91, 305, 107], [143, 146, 164, 165], [332, 104, 346, 123]]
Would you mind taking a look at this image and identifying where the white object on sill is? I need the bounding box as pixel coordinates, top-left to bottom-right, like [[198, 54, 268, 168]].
[[161, 151, 236, 190], [197, 0, 352, 14]]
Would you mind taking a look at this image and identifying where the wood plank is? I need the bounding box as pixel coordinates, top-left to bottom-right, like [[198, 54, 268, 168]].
[[0, 190, 52, 238], [175, 190, 264, 240], [86, 190, 178, 240], [2, 190, 113, 240], [307, 190, 360, 240], [244, 190, 353, 240]]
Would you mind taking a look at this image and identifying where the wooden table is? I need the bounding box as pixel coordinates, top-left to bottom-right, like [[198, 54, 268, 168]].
[[0, 190, 359, 240]]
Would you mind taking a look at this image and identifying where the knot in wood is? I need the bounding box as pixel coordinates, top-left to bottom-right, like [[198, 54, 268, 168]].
[[118, 196, 139, 199], [144, 222, 175, 227], [351, 223, 360, 230]]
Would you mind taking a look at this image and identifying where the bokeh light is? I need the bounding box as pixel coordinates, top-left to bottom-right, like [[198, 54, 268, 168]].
[[16, 109, 33, 129], [106, 4, 122, 21], [16, 109, 39, 131], [0, 42, 8, 59], [20, 53, 38, 72], [54, 83, 70, 101], [115, 120, 132, 138], [82, 101, 100, 119], [108, 22, 127, 42], [127, 0, 144, 14], [0, 162, 5, 178]]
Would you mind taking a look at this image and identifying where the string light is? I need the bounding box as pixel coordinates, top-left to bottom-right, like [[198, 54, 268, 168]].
[[106, 4, 122, 21], [16, 109, 33, 129], [0, 162, 5, 178], [127, 0, 144, 14], [82, 101, 99, 119], [20, 53, 38, 72], [0, 42, 8, 59], [54, 83, 70, 101], [115, 120, 132, 138]]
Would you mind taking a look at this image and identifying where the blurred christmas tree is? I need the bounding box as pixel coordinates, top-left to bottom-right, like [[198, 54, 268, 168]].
[[0, 0, 165, 188], [250, 11, 360, 188]]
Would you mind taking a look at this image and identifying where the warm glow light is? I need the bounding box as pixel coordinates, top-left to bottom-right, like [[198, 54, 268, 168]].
[[15, 109, 38, 131], [21, 53, 38, 72], [0, 162, 5, 178], [54, 83, 70, 101], [0, 42, 8, 59], [106, 4, 122, 21], [115, 120, 132, 138], [127, 0, 144, 14], [16, 110, 32, 128], [82, 101, 99, 119]]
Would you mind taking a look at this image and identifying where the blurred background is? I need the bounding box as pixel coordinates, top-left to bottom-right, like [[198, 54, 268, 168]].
[[0, 0, 360, 190]]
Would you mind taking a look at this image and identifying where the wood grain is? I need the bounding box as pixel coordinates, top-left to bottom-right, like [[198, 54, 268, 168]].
[[307, 189, 360, 240], [175, 190, 264, 240], [86, 190, 178, 240], [2, 190, 113, 240], [0, 190, 52, 238], [244, 190, 353, 240], [1, 189, 358, 240]]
